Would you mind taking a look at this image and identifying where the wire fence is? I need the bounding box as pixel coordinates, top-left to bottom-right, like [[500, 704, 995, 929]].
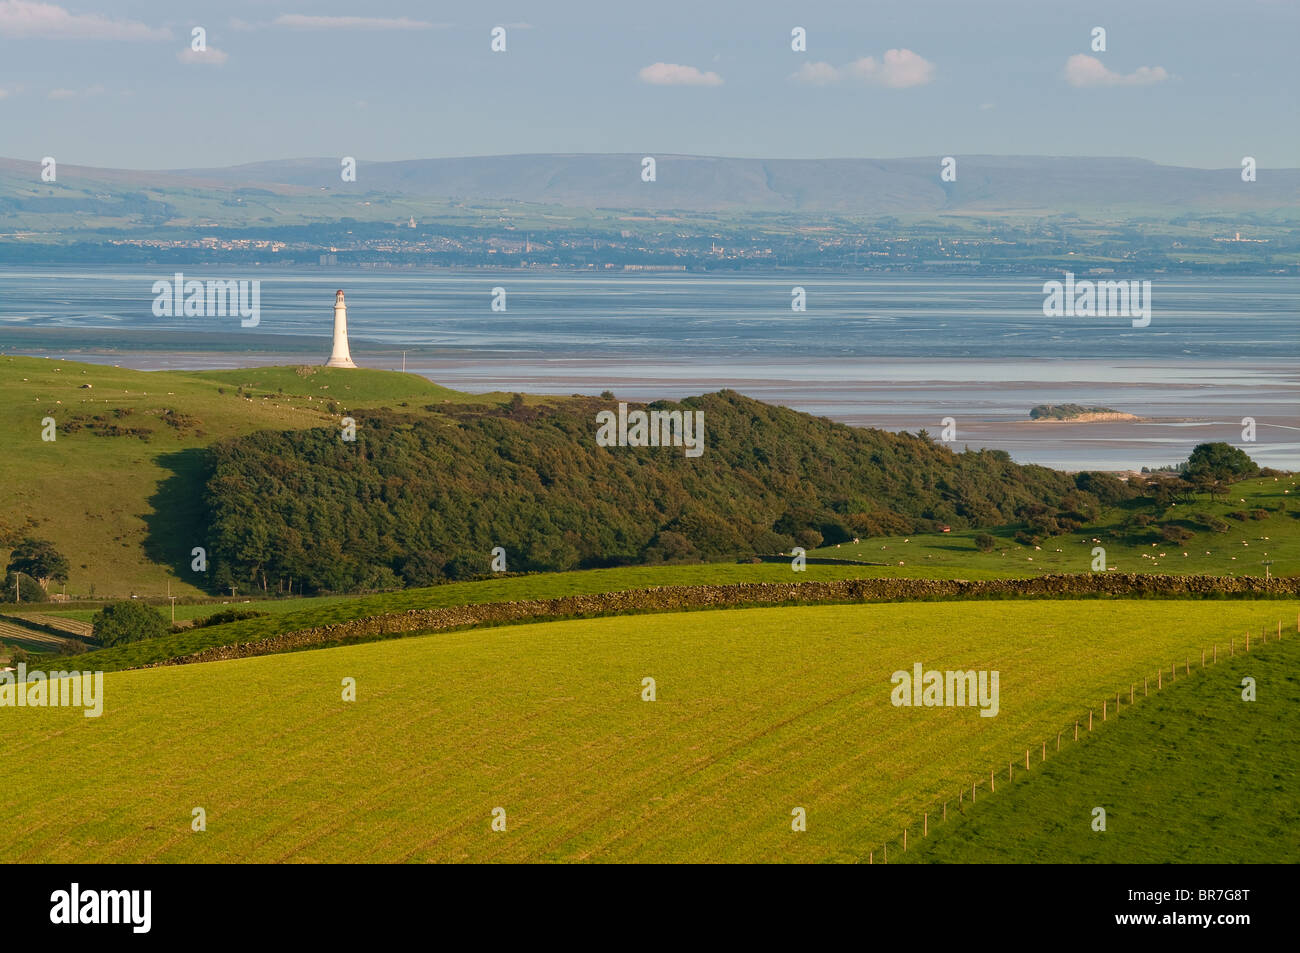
[[867, 613, 1293, 865]]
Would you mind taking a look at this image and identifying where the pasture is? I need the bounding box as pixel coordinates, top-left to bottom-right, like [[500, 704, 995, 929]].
[[3, 599, 1294, 862]]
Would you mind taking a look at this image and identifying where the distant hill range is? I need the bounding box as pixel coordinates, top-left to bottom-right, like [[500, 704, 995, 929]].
[[2, 154, 1296, 216]]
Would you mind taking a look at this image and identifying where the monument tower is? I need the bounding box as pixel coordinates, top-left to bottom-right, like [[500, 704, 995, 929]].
[[325, 289, 357, 368]]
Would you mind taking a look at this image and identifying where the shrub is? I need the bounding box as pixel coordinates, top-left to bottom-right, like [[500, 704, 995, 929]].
[[92, 600, 170, 647], [1193, 513, 1230, 534], [1074, 471, 1138, 505], [192, 608, 269, 629], [793, 529, 824, 551], [1250, 509, 1269, 521], [974, 533, 996, 553], [1161, 524, 1194, 544], [644, 530, 699, 564]]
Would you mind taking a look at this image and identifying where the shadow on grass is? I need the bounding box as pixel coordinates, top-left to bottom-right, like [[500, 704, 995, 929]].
[[143, 448, 212, 591]]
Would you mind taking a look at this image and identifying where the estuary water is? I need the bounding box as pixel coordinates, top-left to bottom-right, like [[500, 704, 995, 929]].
[[0, 268, 1295, 470]]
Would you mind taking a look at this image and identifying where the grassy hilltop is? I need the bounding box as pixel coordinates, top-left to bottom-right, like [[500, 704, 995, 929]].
[[0, 356, 504, 596]]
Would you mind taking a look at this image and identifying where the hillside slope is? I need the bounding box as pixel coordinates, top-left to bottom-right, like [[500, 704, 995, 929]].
[[900, 633, 1300, 863], [3, 599, 1292, 863], [0, 356, 493, 596]]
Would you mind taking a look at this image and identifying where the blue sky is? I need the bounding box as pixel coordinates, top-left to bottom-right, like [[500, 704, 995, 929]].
[[1, 0, 1296, 169]]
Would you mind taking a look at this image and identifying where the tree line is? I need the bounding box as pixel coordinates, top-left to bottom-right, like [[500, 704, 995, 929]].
[[201, 390, 1186, 594]]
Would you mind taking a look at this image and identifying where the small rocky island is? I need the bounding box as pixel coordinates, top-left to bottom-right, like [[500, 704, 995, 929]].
[[1029, 403, 1141, 422]]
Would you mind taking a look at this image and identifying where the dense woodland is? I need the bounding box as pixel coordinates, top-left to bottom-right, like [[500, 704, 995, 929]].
[[199, 392, 1263, 594]]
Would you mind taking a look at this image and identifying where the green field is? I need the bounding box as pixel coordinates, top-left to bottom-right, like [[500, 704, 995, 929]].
[[0, 356, 508, 596], [810, 473, 1300, 579], [3, 599, 1294, 863], [1, 355, 1295, 601], [899, 634, 1300, 863], [16, 561, 1029, 672]]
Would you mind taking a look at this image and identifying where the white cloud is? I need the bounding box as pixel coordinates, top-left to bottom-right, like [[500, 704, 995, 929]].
[[177, 46, 228, 65], [790, 62, 839, 86], [1064, 54, 1168, 88], [790, 49, 935, 88], [273, 14, 440, 30], [638, 62, 723, 86], [0, 0, 169, 40], [47, 84, 102, 99]]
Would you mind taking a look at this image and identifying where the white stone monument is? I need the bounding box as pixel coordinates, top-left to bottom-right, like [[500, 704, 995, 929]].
[[325, 289, 357, 368]]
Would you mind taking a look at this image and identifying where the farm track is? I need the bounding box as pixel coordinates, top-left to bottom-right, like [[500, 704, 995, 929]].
[[0, 619, 67, 650], [17, 613, 94, 638]]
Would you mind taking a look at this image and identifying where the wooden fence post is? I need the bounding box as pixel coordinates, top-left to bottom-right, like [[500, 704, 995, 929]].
[[1074, 720, 1079, 741], [1201, 648, 1205, 668], [944, 801, 947, 821], [991, 769, 995, 793], [903, 828, 907, 852], [1130, 683, 1134, 704], [1144, 676, 1148, 696], [1158, 670, 1162, 690], [924, 813, 928, 837], [1026, 748, 1030, 769], [1042, 740, 1046, 762], [1103, 700, 1107, 721], [1057, 729, 1062, 751]]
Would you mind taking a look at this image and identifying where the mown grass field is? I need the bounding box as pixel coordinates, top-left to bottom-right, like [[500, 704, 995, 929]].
[[899, 634, 1300, 863], [3, 599, 1294, 863]]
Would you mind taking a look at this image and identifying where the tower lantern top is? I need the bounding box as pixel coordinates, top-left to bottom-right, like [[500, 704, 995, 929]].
[[335, 289, 345, 302]]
